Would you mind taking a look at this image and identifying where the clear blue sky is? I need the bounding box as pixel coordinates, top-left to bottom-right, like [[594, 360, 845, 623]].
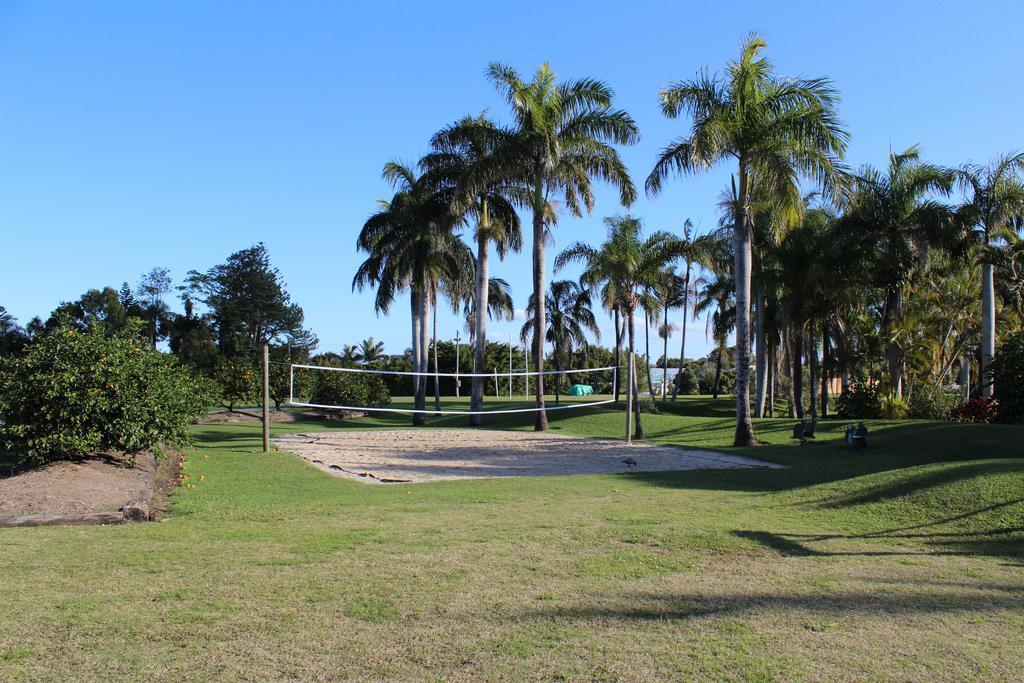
[[2, 1, 1021, 360]]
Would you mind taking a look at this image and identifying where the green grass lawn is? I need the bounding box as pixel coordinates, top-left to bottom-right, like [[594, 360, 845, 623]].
[[1, 396, 1023, 681]]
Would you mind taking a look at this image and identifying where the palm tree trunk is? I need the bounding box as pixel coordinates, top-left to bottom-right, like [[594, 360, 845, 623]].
[[712, 346, 723, 399], [833, 322, 850, 394], [432, 291, 440, 412], [767, 343, 776, 417], [793, 329, 805, 419], [982, 262, 995, 397], [672, 264, 691, 401], [884, 288, 903, 398], [644, 309, 653, 400], [785, 334, 796, 418], [662, 300, 670, 399], [411, 291, 420, 411], [413, 290, 428, 426], [613, 307, 622, 402], [627, 307, 644, 439], [554, 341, 561, 406], [754, 284, 768, 418], [733, 173, 756, 446], [470, 222, 489, 425], [821, 325, 832, 418], [531, 179, 548, 431], [960, 354, 971, 402], [808, 322, 819, 420]]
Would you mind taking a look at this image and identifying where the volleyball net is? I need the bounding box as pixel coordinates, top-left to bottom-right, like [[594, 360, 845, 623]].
[[287, 363, 618, 415]]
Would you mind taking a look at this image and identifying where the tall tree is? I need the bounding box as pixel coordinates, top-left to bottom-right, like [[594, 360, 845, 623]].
[[646, 33, 847, 446], [839, 146, 956, 397], [488, 62, 638, 430], [955, 152, 1024, 396], [556, 215, 674, 438], [46, 287, 133, 335], [187, 244, 314, 355], [137, 267, 173, 347], [667, 219, 714, 400], [422, 114, 525, 424], [521, 280, 600, 405], [0, 306, 30, 355], [353, 162, 471, 423]]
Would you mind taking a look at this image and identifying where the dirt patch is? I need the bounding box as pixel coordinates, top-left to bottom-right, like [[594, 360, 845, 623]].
[[149, 450, 184, 520], [0, 455, 154, 520], [275, 429, 784, 484], [198, 409, 295, 424]]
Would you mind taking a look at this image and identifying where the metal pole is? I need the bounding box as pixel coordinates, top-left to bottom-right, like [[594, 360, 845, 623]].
[[509, 334, 513, 400], [624, 354, 633, 444], [262, 343, 271, 453]]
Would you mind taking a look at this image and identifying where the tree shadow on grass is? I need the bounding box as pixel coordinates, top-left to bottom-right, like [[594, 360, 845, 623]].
[[731, 527, 1024, 561], [519, 582, 1024, 623]]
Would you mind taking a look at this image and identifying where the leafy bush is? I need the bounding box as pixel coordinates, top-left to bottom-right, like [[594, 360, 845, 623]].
[[0, 323, 214, 465], [909, 382, 959, 420], [949, 396, 996, 423], [880, 396, 909, 419], [311, 370, 390, 409], [836, 384, 882, 419], [674, 367, 699, 395], [991, 331, 1024, 423], [213, 356, 259, 410]]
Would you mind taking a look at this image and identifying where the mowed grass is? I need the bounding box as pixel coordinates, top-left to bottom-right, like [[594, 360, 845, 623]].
[[1, 396, 1023, 681]]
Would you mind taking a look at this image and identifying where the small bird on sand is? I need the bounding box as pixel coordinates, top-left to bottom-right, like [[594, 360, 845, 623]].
[[622, 457, 638, 468]]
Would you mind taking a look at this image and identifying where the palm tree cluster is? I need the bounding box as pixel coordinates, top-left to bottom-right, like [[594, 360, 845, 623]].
[[354, 34, 1024, 442]]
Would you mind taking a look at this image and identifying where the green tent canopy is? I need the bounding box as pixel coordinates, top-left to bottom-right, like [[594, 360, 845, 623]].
[[568, 384, 593, 396]]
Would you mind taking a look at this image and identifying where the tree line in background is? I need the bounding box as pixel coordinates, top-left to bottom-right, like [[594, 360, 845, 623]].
[[353, 32, 1024, 442]]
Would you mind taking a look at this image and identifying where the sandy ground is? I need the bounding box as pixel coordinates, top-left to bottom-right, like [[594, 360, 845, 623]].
[[275, 429, 784, 484], [0, 458, 150, 517]]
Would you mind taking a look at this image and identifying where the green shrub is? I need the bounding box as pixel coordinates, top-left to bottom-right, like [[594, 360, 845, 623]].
[[991, 331, 1024, 423], [0, 323, 214, 465], [880, 396, 909, 419], [674, 367, 699, 395], [311, 370, 390, 409], [213, 356, 259, 410], [908, 382, 959, 420], [836, 384, 882, 419]]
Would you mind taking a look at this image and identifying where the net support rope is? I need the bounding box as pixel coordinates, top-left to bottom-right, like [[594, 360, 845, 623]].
[[288, 364, 618, 415]]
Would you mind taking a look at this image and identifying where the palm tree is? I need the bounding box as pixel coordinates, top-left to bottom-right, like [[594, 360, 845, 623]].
[[353, 162, 472, 424], [556, 215, 674, 439], [422, 115, 525, 423], [521, 280, 600, 405], [667, 219, 714, 400], [638, 287, 662, 399], [646, 33, 848, 446], [840, 146, 956, 398], [487, 62, 639, 430], [695, 269, 737, 399], [656, 270, 686, 398], [456, 277, 516, 348], [954, 152, 1024, 396], [356, 337, 385, 364], [340, 344, 359, 365], [775, 203, 836, 418]]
